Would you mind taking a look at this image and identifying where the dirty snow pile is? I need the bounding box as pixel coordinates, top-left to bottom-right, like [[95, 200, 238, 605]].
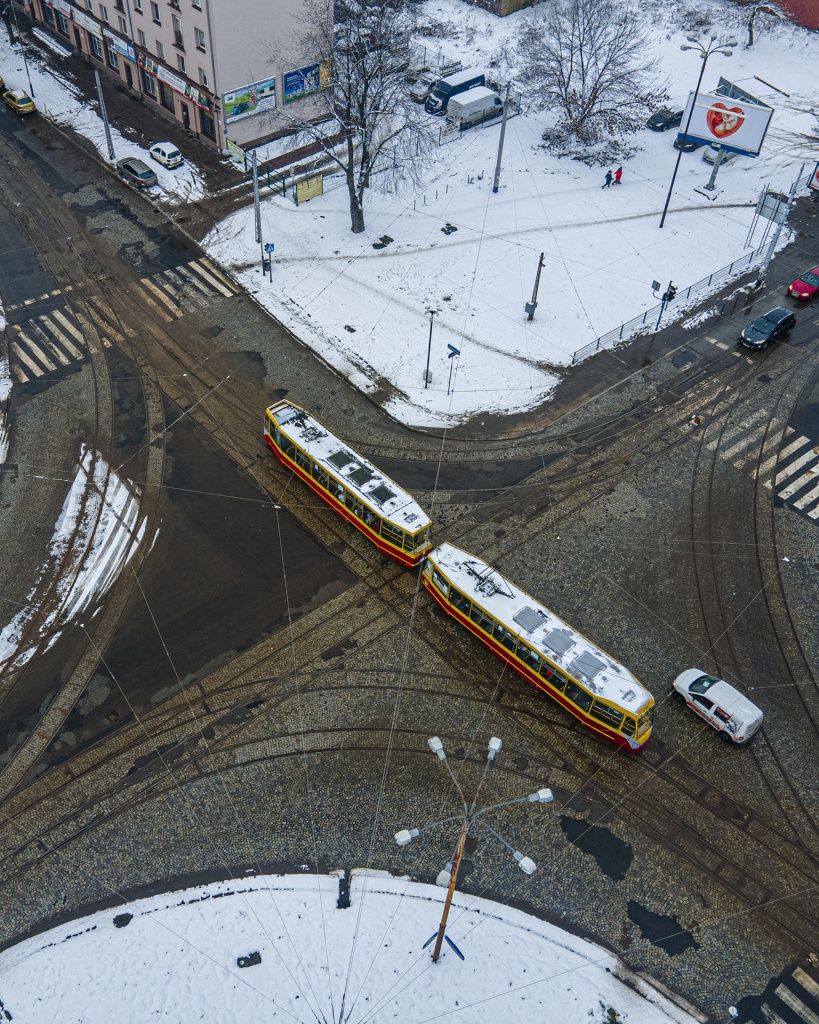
[[0, 446, 145, 673], [204, 0, 818, 427], [0, 871, 703, 1024]]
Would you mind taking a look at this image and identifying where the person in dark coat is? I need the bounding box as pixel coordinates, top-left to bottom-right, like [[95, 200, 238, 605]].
[[614, 166, 623, 184], [602, 170, 613, 188]]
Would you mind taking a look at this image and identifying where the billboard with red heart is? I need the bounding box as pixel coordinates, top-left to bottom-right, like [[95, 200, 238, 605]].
[[677, 91, 773, 156]]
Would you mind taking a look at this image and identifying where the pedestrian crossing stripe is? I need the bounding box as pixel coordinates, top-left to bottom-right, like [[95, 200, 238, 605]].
[[10, 311, 90, 382], [705, 417, 819, 521], [735, 959, 819, 1024]]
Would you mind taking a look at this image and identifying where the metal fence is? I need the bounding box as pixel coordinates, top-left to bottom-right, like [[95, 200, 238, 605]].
[[570, 241, 769, 365]]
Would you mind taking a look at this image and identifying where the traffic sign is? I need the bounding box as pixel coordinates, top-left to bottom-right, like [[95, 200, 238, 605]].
[[264, 242, 275, 253], [447, 344, 460, 359]]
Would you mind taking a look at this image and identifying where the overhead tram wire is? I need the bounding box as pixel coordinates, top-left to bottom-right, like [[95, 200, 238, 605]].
[[128, 569, 332, 1024]]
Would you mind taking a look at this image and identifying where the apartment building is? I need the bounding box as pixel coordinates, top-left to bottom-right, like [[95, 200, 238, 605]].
[[22, 0, 322, 150]]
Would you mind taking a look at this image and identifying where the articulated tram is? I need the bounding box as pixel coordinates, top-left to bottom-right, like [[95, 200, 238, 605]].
[[264, 404, 653, 750], [422, 543, 654, 751], [264, 401, 432, 567]]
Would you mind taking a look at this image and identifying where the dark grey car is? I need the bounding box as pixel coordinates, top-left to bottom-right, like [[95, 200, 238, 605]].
[[116, 157, 158, 189], [647, 107, 683, 131], [739, 307, 796, 349]]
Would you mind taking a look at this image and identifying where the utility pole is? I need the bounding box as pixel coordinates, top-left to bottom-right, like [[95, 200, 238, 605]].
[[754, 163, 803, 289], [525, 252, 545, 320], [655, 280, 677, 330], [252, 151, 264, 273], [94, 72, 115, 162], [395, 735, 553, 964], [492, 84, 511, 194], [424, 309, 436, 389]]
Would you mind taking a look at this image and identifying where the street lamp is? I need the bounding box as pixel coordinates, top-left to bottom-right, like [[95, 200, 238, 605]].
[[394, 735, 554, 963], [659, 34, 737, 229]]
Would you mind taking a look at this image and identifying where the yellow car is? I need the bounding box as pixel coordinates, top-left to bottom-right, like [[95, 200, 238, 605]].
[[4, 90, 36, 115]]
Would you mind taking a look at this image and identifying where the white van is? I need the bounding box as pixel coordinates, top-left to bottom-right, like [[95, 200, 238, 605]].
[[673, 669, 763, 744]]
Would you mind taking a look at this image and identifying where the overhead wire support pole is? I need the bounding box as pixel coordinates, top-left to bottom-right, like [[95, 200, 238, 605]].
[[755, 162, 803, 289], [525, 253, 545, 321], [94, 71, 115, 162], [659, 34, 737, 229], [492, 84, 511, 194]]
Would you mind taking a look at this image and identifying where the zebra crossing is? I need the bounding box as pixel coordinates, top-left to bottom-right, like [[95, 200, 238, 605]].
[[130, 257, 239, 322], [736, 958, 819, 1024], [706, 417, 819, 521], [7, 259, 239, 383]]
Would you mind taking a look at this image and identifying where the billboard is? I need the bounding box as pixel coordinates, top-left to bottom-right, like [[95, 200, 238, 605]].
[[283, 61, 332, 102], [677, 90, 773, 156], [224, 77, 277, 123]]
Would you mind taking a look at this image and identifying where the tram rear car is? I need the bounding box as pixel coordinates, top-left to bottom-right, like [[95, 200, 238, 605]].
[[264, 402, 432, 567], [422, 543, 654, 751]]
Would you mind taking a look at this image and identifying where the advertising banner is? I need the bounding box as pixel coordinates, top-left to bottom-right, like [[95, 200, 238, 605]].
[[295, 175, 324, 204], [283, 64, 320, 103], [677, 90, 773, 156], [103, 29, 136, 63], [809, 162, 819, 192], [224, 77, 277, 122], [71, 8, 102, 36]]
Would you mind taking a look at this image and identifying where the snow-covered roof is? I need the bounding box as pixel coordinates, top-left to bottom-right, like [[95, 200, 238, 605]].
[[430, 542, 652, 714], [267, 402, 430, 533]]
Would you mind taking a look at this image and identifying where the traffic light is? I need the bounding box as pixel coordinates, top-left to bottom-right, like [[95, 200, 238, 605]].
[[665, 283, 677, 302]]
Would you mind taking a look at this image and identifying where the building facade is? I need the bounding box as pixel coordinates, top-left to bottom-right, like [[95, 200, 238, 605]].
[[20, 0, 322, 150]]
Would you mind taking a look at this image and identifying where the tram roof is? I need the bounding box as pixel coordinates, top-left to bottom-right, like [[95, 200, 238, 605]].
[[267, 402, 431, 532], [430, 542, 652, 713]]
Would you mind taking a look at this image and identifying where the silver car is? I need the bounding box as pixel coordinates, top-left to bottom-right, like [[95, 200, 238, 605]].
[[116, 156, 158, 188]]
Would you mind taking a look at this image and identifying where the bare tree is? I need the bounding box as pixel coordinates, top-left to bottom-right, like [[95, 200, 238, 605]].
[[279, 0, 435, 233], [518, 0, 664, 145]]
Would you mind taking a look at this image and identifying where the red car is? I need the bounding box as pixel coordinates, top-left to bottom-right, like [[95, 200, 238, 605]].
[[787, 265, 819, 301]]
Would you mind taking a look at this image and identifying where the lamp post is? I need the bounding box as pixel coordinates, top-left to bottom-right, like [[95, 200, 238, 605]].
[[395, 735, 554, 963], [659, 34, 737, 229]]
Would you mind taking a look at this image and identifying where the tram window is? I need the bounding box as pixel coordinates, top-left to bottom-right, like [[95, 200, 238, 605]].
[[312, 464, 330, 489], [449, 588, 471, 615], [590, 700, 624, 729], [565, 680, 593, 712], [540, 662, 564, 690], [295, 449, 310, 471], [470, 606, 494, 634], [363, 510, 381, 532], [519, 644, 542, 672], [332, 481, 346, 503], [621, 716, 636, 736], [382, 522, 405, 547], [432, 569, 449, 597], [345, 491, 364, 518], [493, 623, 517, 652], [281, 438, 296, 458]]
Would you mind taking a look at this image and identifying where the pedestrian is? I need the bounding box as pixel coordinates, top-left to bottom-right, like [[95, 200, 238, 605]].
[[602, 170, 613, 189], [614, 166, 623, 185]]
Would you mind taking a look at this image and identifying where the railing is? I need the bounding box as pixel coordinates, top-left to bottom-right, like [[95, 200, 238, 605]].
[[570, 241, 769, 365]]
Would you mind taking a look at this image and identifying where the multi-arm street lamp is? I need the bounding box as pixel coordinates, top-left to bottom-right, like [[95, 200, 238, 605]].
[[659, 34, 737, 229], [395, 735, 554, 963]]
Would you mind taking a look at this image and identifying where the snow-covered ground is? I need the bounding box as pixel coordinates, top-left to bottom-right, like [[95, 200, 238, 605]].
[[203, 0, 818, 426], [0, 30, 203, 204], [0, 871, 703, 1024], [0, 296, 9, 466], [0, 446, 146, 673]]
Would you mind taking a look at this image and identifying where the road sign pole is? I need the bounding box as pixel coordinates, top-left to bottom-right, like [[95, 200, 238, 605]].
[[424, 310, 436, 389]]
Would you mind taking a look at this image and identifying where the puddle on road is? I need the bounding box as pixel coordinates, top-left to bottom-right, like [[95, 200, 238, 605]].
[[627, 899, 699, 956], [559, 815, 633, 881]]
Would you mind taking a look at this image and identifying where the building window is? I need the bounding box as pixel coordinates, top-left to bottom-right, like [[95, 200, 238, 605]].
[[42, 3, 55, 23], [115, 0, 124, 10], [118, 15, 127, 32], [134, 0, 142, 9], [90, 34, 103, 59], [85, 0, 93, 9], [156, 39, 165, 58], [150, 1, 160, 22], [137, 28, 146, 46], [172, 14, 183, 47], [198, 66, 207, 87], [107, 44, 119, 69], [192, 0, 201, 8], [194, 27, 205, 51], [99, 4, 109, 22], [177, 54, 186, 73], [142, 68, 157, 95], [55, 11, 69, 33]]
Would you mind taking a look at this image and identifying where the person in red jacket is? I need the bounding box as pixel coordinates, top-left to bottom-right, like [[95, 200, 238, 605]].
[[614, 166, 623, 185]]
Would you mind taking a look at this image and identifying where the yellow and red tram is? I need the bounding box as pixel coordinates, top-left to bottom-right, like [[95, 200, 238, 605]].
[[422, 543, 654, 751], [264, 401, 432, 567]]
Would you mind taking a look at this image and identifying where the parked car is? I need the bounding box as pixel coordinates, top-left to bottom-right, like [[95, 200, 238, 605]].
[[673, 670, 763, 744], [116, 156, 158, 188], [409, 70, 439, 104], [647, 107, 683, 131], [149, 142, 183, 168], [738, 306, 796, 349], [703, 143, 737, 164], [673, 134, 703, 152], [4, 90, 36, 115], [787, 265, 819, 301], [425, 68, 485, 115]]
